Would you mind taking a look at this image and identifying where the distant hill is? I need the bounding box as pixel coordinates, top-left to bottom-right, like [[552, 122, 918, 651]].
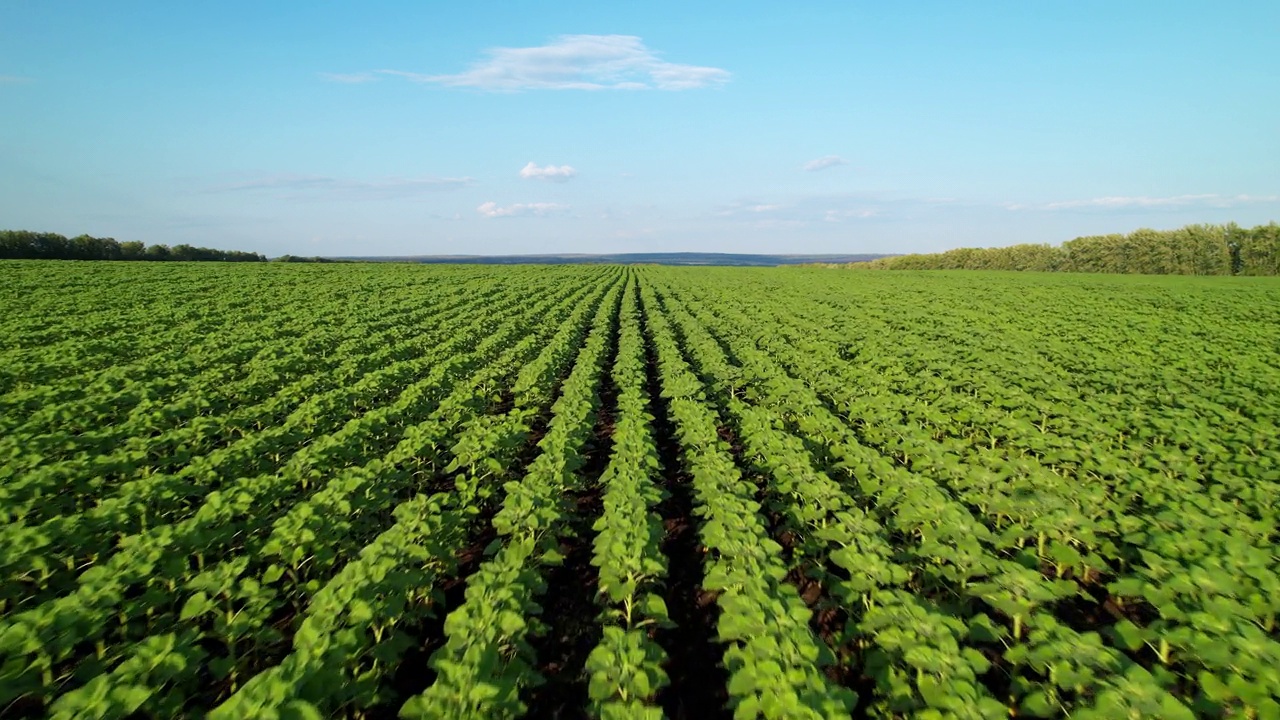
[[338, 252, 891, 266]]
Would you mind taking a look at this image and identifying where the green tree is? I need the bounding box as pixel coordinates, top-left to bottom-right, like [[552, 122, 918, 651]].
[[1237, 222, 1280, 275]]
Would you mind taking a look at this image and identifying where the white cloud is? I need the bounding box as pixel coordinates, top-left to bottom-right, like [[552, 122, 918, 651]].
[[477, 201, 569, 218], [716, 194, 898, 224], [206, 174, 473, 197], [1039, 194, 1280, 210], [803, 155, 847, 172], [369, 35, 730, 91], [520, 162, 577, 182], [824, 209, 878, 222], [716, 201, 784, 217], [319, 72, 379, 84]]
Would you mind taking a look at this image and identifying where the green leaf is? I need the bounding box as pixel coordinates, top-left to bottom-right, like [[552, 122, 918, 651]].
[[1021, 690, 1058, 717], [1197, 671, 1231, 702], [262, 564, 285, 584], [1110, 620, 1146, 651], [639, 594, 671, 626], [179, 592, 213, 621]]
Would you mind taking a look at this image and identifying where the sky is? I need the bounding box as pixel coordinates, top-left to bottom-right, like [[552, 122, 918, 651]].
[[2, 1, 1278, 257]]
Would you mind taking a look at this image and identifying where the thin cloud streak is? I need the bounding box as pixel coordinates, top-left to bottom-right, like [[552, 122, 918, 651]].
[[205, 173, 474, 197], [319, 72, 379, 84], [824, 209, 878, 222], [0, 75, 33, 84], [716, 193, 931, 225], [1037, 194, 1280, 210], [715, 201, 785, 217], [803, 155, 847, 172], [358, 35, 729, 91], [476, 201, 569, 218]]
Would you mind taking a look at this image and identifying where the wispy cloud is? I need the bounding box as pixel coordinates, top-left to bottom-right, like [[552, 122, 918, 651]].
[[823, 208, 878, 222], [1036, 193, 1280, 210], [476, 201, 569, 218], [350, 35, 729, 92], [319, 72, 379, 84], [803, 155, 847, 172], [717, 194, 896, 225], [0, 75, 33, 85], [212, 175, 336, 192], [205, 173, 473, 198], [715, 201, 785, 217], [520, 161, 577, 182], [704, 190, 1280, 230]]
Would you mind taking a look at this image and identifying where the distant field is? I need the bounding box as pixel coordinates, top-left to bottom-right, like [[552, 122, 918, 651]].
[[2, 261, 1278, 719]]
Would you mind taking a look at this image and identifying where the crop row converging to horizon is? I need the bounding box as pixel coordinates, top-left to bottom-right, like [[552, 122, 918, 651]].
[[1, 261, 1278, 719]]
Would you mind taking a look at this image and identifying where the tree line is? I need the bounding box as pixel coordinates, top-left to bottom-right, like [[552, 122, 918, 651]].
[[273, 255, 347, 263], [856, 222, 1280, 275], [0, 230, 268, 262]]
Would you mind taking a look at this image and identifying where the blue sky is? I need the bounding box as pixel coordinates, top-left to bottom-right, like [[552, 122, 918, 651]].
[[2, 1, 1278, 257]]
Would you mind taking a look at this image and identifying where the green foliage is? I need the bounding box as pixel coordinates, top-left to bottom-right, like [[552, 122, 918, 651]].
[[856, 222, 1280, 275], [2, 262, 1278, 718], [0, 229, 267, 261]]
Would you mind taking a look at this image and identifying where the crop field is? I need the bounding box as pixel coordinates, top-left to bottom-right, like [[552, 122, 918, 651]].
[[1, 261, 1279, 719]]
